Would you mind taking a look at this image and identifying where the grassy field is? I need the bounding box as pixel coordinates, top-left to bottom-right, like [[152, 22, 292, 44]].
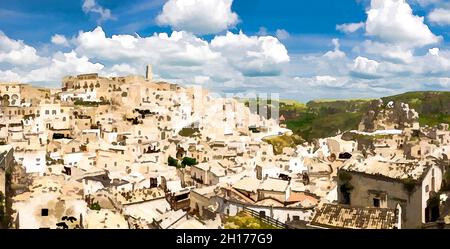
[[262, 134, 304, 154], [224, 211, 279, 229]]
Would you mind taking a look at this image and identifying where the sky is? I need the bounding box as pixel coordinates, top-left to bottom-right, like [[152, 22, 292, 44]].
[[1, 0, 450, 102]]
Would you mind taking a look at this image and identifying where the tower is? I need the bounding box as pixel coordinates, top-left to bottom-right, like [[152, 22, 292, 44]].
[[146, 65, 153, 81]]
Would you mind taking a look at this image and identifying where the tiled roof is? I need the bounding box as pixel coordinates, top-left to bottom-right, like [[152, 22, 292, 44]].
[[310, 204, 398, 229]]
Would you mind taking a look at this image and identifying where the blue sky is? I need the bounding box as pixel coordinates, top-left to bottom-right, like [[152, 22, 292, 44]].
[[1, 0, 450, 102]]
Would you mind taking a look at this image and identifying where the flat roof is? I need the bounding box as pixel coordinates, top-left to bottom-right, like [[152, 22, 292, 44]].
[[232, 177, 261, 193], [258, 178, 289, 192], [341, 154, 434, 181]]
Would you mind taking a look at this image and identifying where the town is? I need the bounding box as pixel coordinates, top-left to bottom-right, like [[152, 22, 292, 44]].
[[0, 65, 449, 229]]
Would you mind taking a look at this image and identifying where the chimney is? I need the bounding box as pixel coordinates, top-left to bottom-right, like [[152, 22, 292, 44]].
[[146, 65, 153, 81]]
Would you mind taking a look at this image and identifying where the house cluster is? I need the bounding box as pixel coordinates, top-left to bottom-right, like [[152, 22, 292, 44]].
[[1, 67, 449, 229]]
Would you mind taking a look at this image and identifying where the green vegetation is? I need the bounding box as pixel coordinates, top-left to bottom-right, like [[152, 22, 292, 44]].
[[441, 170, 450, 191], [280, 91, 450, 142], [402, 177, 418, 194], [74, 100, 110, 107], [338, 170, 353, 204], [168, 156, 179, 167], [181, 157, 198, 167], [224, 211, 279, 229], [89, 202, 101, 211], [382, 91, 450, 128], [168, 156, 197, 168], [178, 127, 200, 137], [283, 99, 367, 142], [262, 134, 303, 155], [338, 171, 353, 183]]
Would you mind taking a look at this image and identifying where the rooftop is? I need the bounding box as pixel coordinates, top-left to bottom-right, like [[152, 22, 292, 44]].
[[232, 177, 261, 193], [258, 178, 289, 192], [341, 154, 435, 181], [85, 209, 128, 229], [309, 203, 398, 229]]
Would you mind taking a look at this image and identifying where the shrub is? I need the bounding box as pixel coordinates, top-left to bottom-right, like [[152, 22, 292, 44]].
[[402, 177, 418, 193], [168, 156, 179, 167], [338, 171, 352, 183], [89, 202, 101, 210], [181, 157, 198, 167]]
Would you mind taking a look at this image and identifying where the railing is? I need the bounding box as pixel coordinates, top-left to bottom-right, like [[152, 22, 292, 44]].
[[242, 207, 294, 229]]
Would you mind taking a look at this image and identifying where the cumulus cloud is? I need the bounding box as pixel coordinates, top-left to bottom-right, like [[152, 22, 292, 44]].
[[26, 51, 104, 82], [51, 34, 70, 47], [336, 22, 365, 33], [429, 8, 450, 25], [429, 47, 440, 56], [75, 27, 219, 66], [0, 26, 290, 91], [156, 0, 238, 35], [360, 40, 413, 63], [0, 31, 41, 65], [366, 0, 441, 47], [210, 31, 290, 76], [412, 0, 443, 6], [82, 0, 114, 24], [351, 56, 382, 79], [275, 29, 290, 40], [194, 75, 210, 84], [323, 39, 346, 59]]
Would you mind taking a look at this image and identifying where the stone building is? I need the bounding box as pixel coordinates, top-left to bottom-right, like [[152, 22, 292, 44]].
[[337, 154, 443, 228]]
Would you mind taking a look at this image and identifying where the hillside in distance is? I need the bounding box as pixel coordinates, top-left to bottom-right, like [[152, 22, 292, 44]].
[[280, 91, 450, 142]]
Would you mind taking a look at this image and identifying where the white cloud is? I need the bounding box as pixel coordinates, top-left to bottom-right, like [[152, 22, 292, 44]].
[[336, 22, 365, 33], [429, 8, 450, 25], [412, 0, 443, 6], [0, 31, 41, 65], [257, 27, 268, 36], [156, 0, 238, 35], [26, 51, 104, 82], [0, 69, 22, 82], [429, 47, 440, 56], [51, 34, 70, 47], [210, 31, 290, 76], [74, 27, 220, 66], [351, 56, 381, 78], [323, 39, 346, 59], [366, 0, 441, 47], [275, 29, 290, 40], [360, 40, 413, 63], [82, 0, 114, 24], [194, 75, 210, 84], [108, 64, 139, 76]]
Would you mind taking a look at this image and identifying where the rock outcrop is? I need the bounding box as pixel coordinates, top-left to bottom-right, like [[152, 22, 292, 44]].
[[358, 99, 419, 132]]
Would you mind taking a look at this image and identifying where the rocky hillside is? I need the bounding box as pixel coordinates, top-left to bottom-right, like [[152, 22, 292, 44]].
[[358, 99, 419, 132], [280, 91, 450, 142]]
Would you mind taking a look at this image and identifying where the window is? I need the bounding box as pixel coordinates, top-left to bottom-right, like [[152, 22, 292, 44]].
[[45, 110, 49, 115], [373, 198, 380, 207], [41, 209, 49, 216], [293, 215, 300, 221], [425, 185, 429, 192], [259, 211, 266, 218], [52, 110, 56, 115]]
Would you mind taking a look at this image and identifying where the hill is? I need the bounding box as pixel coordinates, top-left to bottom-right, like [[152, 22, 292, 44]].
[[280, 91, 450, 142]]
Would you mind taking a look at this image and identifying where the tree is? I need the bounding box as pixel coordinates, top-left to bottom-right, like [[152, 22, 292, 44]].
[[168, 156, 179, 167], [181, 157, 198, 167]]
